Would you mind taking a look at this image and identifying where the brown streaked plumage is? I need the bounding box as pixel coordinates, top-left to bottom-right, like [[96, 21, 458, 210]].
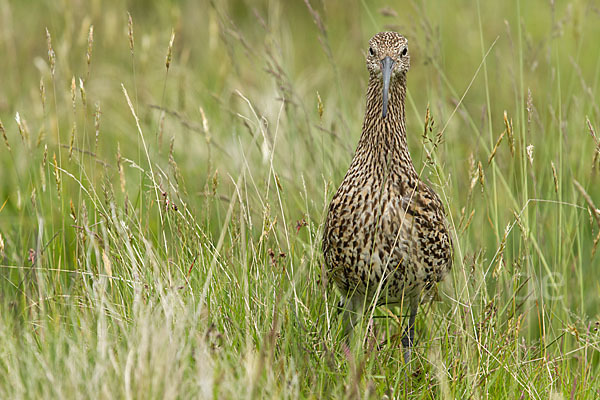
[[322, 32, 453, 362]]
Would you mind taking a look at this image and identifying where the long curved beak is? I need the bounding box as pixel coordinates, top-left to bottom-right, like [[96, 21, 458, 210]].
[[381, 56, 395, 118]]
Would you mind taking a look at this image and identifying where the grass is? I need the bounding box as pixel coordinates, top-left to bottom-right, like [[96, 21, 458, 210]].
[[1, 0, 600, 398]]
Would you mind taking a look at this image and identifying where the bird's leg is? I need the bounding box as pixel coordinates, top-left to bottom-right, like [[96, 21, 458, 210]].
[[338, 295, 365, 339], [401, 299, 418, 363]]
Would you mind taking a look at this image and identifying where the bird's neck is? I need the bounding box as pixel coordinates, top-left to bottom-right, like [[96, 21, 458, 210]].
[[355, 74, 417, 178]]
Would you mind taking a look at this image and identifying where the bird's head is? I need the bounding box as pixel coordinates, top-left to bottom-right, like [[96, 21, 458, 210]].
[[366, 32, 410, 118]]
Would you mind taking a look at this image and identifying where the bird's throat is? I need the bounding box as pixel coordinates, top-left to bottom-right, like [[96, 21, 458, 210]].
[[360, 75, 409, 155]]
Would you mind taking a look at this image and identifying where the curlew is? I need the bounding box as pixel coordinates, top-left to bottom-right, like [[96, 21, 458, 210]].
[[322, 32, 453, 362]]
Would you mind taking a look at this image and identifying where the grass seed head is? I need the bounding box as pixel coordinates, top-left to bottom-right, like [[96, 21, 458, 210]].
[[212, 169, 219, 195], [317, 91, 323, 120], [102, 249, 113, 277], [459, 209, 475, 234], [493, 224, 511, 278], [513, 210, 526, 236], [566, 323, 580, 342], [117, 143, 126, 193], [86, 25, 94, 70], [52, 152, 61, 196], [169, 136, 175, 161], [81, 202, 88, 227], [39, 163, 46, 192], [39, 77, 46, 113], [69, 123, 75, 160], [165, 29, 175, 71], [0, 119, 10, 151], [593, 229, 600, 258], [45, 28, 56, 77], [468, 153, 477, 190], [551, 161, 559, 193], [127, 12, 134, 54], [70, 199, 77, 222], [15, 112, 30, 145], [503, 110, 514, 156], [168, 137, 181, 185], [477, 161, 485, 192], [199, 106, 210, 142], [71, 76, 76, 112], [94, 102, 101, 152], [79, 78, 86, 108], [422, 103, 431, 140], [526, 144, 534, 166], [587, 117, 598, 142], [36, 126, 45, 148], [574, 179, 600, 229], [168, 136, 176, 163], [586, 117, 600, 168], [488, 128, 505, 164]]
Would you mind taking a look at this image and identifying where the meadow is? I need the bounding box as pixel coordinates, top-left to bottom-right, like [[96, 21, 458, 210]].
[[1, 0, 600, 398]]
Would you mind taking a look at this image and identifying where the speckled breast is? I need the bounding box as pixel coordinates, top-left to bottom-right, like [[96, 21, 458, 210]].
[[322, 176, 453, 304]]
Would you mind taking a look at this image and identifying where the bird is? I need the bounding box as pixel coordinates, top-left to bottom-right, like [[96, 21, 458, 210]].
[[322, 31, 453, 363]]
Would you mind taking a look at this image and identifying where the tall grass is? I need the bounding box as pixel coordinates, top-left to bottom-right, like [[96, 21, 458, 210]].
[[1, 0, 599, 398]]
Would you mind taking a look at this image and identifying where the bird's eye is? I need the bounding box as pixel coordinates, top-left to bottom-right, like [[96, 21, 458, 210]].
[[369, 47, 375, 56], [401, 47, 408, 56]]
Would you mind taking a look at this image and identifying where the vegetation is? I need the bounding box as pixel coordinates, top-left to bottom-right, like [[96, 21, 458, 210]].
[[1, 0, 599, 398]]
